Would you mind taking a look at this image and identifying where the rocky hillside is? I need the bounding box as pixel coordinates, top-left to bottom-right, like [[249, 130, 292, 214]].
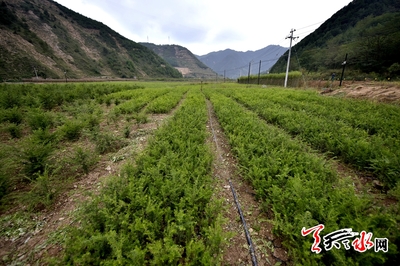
[[0, 0, 182, 80], [140, 43, 217, 79]]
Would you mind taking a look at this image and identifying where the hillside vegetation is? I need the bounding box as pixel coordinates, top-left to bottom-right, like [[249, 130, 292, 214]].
[[271, 0, 400, 80], [0, 0, 182, 80]]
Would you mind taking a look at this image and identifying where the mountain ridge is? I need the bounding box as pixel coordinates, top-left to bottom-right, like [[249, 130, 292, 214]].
[[196, 45, 287, 79], [0, 0, 182, 80]]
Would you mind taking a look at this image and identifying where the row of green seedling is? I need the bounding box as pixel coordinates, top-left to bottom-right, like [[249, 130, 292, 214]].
[[0, 83, 139, 110], [220, 88, 400, 189], [243, 88, 400, 139], [113, 88, 170, 114], [143, 87, 187, 114], [204, 88, 399, 265], [63, 88, 225, 265]]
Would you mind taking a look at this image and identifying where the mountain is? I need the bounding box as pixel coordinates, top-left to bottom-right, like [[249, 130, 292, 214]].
[[197, 45, 287, 79], [0, 0, 182, 80], [140, 43, 217, 79], [271, 0, 400, 78]]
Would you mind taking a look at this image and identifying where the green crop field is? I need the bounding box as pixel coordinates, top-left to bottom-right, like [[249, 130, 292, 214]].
[[0, 82, 399, 265]]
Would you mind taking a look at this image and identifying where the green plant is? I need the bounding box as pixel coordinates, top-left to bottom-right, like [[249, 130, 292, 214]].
[[21, 140, 54, 180], [71, 147, 98, 174], [3, 107, 23, 124], [83, 114, 101, 131], [7, 123, 22, 138], [144, 88, 187, 114], [63, 89, 225, 265], [27, 109, 54, 131], [92, 131, 128, 154], [0, 91, 22, 109], [105, 97, 111, 107], [59, 120, 84, 141], [134, 112, 148, 124], [123, 126, 130, 138], [204, 87, 399, 265], [31, 128, 58, 145], [0, 172, 8, 201], [24, 169, 57, 210]]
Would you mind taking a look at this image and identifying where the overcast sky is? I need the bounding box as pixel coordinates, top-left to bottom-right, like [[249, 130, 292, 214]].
[[53, 0, 354, 56]]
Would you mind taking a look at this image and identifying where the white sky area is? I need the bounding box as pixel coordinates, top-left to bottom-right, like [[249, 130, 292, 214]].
[[53, 0, 354, 56]]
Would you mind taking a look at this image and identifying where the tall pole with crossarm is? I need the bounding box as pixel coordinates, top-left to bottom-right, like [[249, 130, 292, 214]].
[[284, 29, 298, 88]]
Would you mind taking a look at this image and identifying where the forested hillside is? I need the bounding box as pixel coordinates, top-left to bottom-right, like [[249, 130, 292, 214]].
[[271, 0, 400, 79], [0, 0, 182, 80]]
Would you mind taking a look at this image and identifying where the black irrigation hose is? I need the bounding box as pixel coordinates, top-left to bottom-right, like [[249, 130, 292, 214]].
[[206, 99, 258, 266], [229, 179, 258, 266]]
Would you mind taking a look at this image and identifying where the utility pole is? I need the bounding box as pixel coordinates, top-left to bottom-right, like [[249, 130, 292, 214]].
[[247, 62, 251, 84], [284, 29, 298, 88], [339, 53, 347, 86], [224, 70, 226, 83], [33, 66, 38, 79], [257, 60, 262, 85]]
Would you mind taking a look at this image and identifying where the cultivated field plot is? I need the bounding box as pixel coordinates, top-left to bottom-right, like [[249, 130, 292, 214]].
[[0, 82, 399, 265]]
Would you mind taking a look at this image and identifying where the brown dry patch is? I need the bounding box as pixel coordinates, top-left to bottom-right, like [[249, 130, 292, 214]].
[[321, 81, 400, 103], [206, 100, 290, 265]]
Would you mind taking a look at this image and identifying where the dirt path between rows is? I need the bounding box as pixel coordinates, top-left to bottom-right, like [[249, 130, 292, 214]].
[[206, 99, 290, 265]]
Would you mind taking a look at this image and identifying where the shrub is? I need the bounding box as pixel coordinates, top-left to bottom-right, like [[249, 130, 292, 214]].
[[24, 170, 56, 210], [0, 91, 21, 109], [134, 112, 148, 124], [0, 172, 8, 201], [83, 114, 101, 131], [92, 132, 128, 154], [59, 120, 84, 141], [105, 97, 111, 107], [31, 128, 58, 145], [123, 126, 130, 138], [71, 147, 98, 174], [7, 123, 22, 138], [21, 141, 53, 180], [3, 108, 23, 124], [27, 109, 54, 131]]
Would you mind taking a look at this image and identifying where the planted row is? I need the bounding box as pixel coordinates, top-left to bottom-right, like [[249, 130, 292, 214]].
[[204, 89, 399, 265], [144, 87, 187, 114], [114, 88, 169, 114], [64, 88, 225, 265], [241, 88, 400, 139], [0, 83, 138, 110], [220, 88, 400, 188]]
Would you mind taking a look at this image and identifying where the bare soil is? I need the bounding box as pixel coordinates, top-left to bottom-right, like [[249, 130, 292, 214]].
[[318, 81, 400, 103], [206, 100, 290, 265]]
